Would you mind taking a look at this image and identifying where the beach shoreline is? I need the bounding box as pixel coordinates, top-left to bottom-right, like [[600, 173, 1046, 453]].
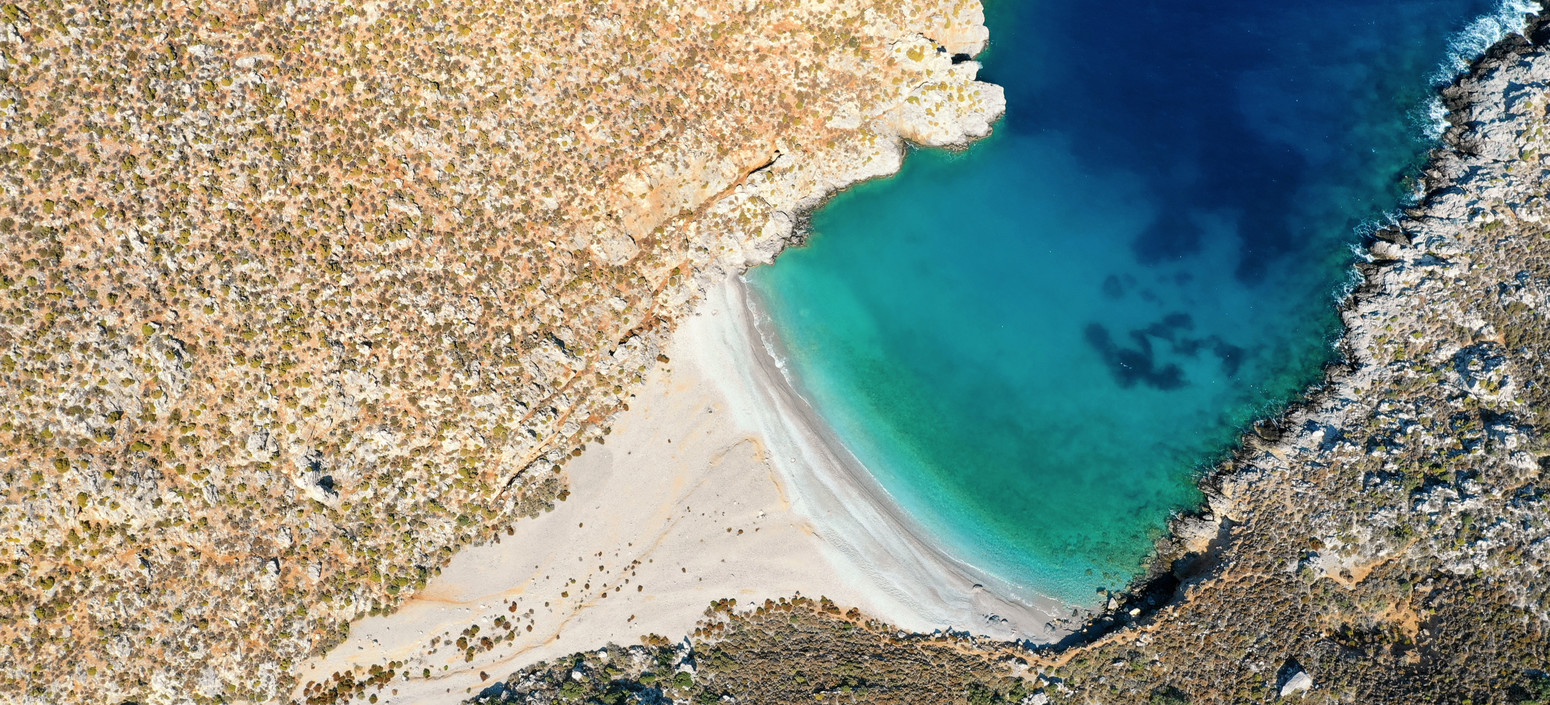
[[292, 272, 1069, 704], [692, 276, 1075, 642]]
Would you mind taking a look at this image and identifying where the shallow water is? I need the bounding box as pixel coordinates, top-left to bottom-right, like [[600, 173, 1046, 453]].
[[747, 0, 1535, 604]]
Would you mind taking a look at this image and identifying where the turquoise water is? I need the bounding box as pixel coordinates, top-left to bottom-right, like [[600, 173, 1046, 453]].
[[748, 0, 1537, 604]]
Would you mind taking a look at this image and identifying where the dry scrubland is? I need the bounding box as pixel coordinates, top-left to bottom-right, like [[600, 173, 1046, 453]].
[[475, 22, 1550, 705], [480, 597, 1040, 705], [0, 0, 1003, 701], [11, 0, 1550, 703]]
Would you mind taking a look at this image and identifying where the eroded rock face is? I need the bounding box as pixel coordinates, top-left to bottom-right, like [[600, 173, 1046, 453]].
[[0, 0, 1002, 701]]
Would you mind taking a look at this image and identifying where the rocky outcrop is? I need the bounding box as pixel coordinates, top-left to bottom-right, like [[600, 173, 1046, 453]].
[[1278, 668, 1313, 698]]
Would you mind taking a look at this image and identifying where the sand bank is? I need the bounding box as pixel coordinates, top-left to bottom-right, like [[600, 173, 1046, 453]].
[[295, 277, 1069, 703]]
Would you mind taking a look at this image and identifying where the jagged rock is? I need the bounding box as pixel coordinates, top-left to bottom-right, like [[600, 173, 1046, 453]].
[[258, 558, 281, 591], [1172, 515, 1221, 553], [1279, 669, 1313, 698], [1453, 342, 1514, 400]]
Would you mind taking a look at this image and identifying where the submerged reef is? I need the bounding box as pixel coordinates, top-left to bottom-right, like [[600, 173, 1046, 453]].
[[470, 15, 1550, 705]]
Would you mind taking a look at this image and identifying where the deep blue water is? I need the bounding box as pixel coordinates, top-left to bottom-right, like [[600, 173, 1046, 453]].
[[748, 0, 1537, 605]]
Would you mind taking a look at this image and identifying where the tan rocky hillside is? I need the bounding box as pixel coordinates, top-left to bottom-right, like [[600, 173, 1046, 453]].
[[0, 0, 1002, 701]]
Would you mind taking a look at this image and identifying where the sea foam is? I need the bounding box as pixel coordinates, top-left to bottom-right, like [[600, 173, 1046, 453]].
[[1422, 0, 1542, 137]]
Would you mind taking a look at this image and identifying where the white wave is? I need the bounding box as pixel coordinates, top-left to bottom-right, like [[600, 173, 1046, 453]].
[[737, 276, 794, 377], [1414, 0, 1542, 138], [1433, 0, 1541, 84], [1417, 94, 1452, 141]]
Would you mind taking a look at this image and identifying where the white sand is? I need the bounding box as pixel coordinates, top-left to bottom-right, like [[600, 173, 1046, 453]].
[[294, 277, 1071, 704], [699, 277, 1071, 640]]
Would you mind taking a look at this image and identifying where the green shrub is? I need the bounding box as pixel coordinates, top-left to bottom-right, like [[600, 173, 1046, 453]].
[[1515, 673, 1550, 704], [1150, 686, 1190, 705]]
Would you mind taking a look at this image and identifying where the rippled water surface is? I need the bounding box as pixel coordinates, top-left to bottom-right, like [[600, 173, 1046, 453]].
[[748, 0, 1536, 603]]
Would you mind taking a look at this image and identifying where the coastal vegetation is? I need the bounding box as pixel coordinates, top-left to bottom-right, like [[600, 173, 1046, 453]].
[[470, 597, 1036, 705], [0, 0, 999, 701]]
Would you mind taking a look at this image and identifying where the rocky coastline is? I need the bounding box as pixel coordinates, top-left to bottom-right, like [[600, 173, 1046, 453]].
[[470, 6, 1550, 705], [1017, 3, 1550, 656], [1097, 0, 1550, 636], [1026, 7, 1550, 700]]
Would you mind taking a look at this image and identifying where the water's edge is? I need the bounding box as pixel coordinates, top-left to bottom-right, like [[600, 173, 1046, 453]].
[[727, 0, 1548, 644], [1045, 2, 1550, 649], [691, 276, 1077, 641]]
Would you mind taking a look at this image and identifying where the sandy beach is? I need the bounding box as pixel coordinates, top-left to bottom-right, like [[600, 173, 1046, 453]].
[[295, 277, 1071, 703], [700, 277, 1075, 640]]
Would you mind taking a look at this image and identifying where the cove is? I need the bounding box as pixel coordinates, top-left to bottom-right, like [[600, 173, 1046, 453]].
[[747, 0, 1537, 605]]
